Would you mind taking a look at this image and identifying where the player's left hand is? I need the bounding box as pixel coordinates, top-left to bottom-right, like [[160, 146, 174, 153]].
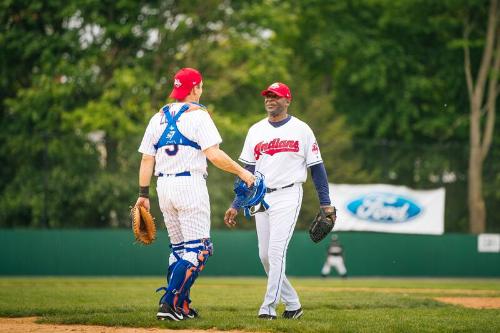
[[224, 207, 238, 228], [135, 197, 150, 211], [309, 205, 336, 243], [320, 205, 335, 214]]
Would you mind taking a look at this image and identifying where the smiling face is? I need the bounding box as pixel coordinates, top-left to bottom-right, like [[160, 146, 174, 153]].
[[264, 92, 290, 118]]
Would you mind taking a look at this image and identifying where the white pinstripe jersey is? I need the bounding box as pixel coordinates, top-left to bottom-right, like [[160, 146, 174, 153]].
[[239, 116, 322, 188], [139, 103, 222, 175]]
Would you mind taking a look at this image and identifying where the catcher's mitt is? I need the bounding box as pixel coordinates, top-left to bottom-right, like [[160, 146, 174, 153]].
[[309, 206, 336, 243], [130, 205, 156, 245]]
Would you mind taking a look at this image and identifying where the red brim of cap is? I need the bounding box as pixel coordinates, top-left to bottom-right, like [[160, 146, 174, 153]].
[[261, 89, 284, 97], [261, 89, 291, 99]]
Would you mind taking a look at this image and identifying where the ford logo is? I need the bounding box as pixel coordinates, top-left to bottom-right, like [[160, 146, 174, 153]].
[[346, 193, 422, 223]]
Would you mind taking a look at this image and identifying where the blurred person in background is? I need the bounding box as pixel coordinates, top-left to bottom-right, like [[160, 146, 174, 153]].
[[321, 234, 347, 278]]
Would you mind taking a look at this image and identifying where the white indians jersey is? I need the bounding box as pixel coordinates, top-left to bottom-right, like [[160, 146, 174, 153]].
[[239, 116, 322, 188], [139, 103, 222, 176]]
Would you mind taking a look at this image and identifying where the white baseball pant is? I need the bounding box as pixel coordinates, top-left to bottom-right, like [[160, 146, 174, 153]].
[[255, 184, 303, 317], [157, 174, 211, 244], [321, 256, 347, 276]]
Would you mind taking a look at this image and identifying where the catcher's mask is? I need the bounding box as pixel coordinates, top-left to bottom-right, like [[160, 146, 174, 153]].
[[233, 172, 269, 219]]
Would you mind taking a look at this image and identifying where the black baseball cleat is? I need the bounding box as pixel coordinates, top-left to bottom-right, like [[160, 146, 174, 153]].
[[180, 301, 199, 319], [183, 307, 199, 319], [258, 314, 277, 320], [157, 303, 184, 321], [282, 307, 303, 319]]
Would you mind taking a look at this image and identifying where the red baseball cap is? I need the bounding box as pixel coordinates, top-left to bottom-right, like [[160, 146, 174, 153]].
[[169, 68, 203, 100], [261, 82, 292, 100]]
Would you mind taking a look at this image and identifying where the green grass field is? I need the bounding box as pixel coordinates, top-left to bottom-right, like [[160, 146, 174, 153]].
[[0, 277, 499, 332]]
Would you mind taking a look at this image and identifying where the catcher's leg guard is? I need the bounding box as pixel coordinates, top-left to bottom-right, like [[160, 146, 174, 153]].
[[164, 239, 213, 309], [163, 259, 196, 307], [157, 242, 185, 305], [178, 270, 198, 316], [168, 242, 185, 283]]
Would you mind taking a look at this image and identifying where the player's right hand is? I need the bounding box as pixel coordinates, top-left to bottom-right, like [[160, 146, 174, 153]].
[[240, 170, 256, 187], [224, 208, 238, 228]]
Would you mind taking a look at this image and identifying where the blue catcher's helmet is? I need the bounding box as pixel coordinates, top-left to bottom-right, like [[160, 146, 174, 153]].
[[233, 172, 270, 219]]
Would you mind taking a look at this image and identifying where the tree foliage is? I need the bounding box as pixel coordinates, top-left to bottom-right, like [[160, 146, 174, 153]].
[[0, 0, 498, 232]]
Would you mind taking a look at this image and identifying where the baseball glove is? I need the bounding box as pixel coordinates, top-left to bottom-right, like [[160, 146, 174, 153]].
[[130, 204, 156, 245], [309, 206, 336, 243]]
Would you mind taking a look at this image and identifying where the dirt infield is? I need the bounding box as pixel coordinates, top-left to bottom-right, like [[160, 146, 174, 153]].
[[435, 297, 500, 309], [299, 287, 500, 295], [0, 317, 248, 333]]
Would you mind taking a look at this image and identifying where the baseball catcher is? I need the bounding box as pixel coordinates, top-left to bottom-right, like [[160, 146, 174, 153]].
[[130, 204, 156, 245], [309, 206, 336, 243], [233, 172, 269, 218]]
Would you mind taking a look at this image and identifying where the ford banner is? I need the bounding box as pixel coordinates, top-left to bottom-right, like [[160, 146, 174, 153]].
[[330, 184, 445, 235]]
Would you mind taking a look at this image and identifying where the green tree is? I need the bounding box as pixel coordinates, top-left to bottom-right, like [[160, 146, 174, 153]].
[[462, 0, 499, 233], [1, 0, 497, 233], [288, 0, 498, 232]]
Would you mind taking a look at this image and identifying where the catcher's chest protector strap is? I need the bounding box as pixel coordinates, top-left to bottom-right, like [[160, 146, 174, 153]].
[[154, 103, 202, 150], [244, 200, 270, 219]]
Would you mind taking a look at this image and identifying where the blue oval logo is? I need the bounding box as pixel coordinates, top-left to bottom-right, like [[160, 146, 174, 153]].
[[346, 193, 422, 223]]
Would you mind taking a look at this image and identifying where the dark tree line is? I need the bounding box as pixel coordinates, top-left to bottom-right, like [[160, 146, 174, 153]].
[[1, 0, 498, 232]]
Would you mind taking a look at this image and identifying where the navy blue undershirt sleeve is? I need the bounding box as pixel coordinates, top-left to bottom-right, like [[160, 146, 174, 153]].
[[231, 164, 256, 209], [244, 164, 256, 174], [310, 163, 331, 206]]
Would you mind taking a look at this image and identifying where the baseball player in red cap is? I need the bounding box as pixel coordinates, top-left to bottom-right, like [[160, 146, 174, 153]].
[[136, 67, 255, 321], [224, 82, 335, 320]]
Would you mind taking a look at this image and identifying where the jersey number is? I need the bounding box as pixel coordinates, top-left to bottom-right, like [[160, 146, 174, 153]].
[[165, 145, 179, 156]]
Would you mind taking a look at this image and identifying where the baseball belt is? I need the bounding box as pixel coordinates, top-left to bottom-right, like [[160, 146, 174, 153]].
[[266, 183, 294, 193], [158, 171, 191, 177]]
